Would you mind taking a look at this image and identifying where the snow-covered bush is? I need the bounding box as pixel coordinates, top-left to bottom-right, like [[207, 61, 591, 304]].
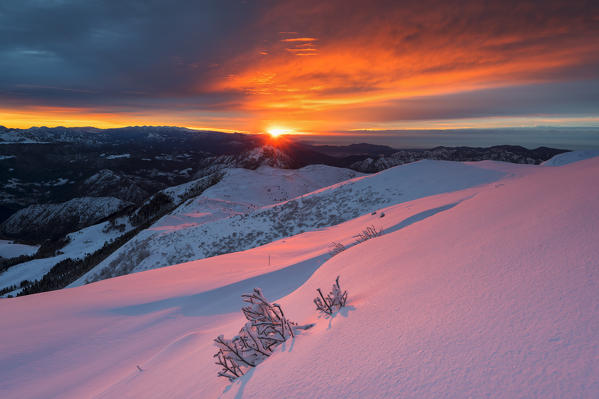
[[353, 225, 383, 244], [214, 335, 251, 380], [241, 288, 295, 347], [214, 288, 296, 381], [314, 276, 348, 315], [328, 241, 346, 256]]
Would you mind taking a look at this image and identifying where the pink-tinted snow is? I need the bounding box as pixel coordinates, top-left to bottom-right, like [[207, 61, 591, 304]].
[[1, 158, 598, 398]]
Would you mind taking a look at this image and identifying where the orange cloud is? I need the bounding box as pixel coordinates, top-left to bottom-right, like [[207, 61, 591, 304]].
[[209, 0, 599, 132], [286, 48, 318, 52], [281, 37, 318, 42], [2, 0, 598, 134]]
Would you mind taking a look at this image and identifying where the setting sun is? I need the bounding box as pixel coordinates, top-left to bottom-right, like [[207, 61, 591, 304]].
[[266, 127, 293, 138]]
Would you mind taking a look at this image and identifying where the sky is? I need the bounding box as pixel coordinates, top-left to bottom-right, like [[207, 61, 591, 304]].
[[1, 0, 598, 145]]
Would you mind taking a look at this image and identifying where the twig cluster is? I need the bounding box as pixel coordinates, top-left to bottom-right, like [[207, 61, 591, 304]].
[[214, 278, 349, 381], [314, 276, 348, 315], [328, 241, 346, 256], [214, 288, 296, 381], [353, 225, 383, 244]]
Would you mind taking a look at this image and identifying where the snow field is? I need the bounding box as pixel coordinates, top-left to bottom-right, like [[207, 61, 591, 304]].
[[1, 154, 598, 398]]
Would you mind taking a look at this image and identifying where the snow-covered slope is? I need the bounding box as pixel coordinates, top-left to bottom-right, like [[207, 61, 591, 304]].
[[73, 165, 363, 283], [542, 149, 599, 166], [0, 217, 133, 296], [0, 240, 39, 259], [82, 170, 151, 203], [201, 145, 296, 171], [0, 157, 597, 398], [226, 158, 599, 399], [75, 161, 507, 284], [146, 165, 359, 232], [0, 196, 132, 240]]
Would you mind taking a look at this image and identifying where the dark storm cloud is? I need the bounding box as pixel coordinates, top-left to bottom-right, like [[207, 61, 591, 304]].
[[338, 81, 599, 122], [0, 0, 266, 101]]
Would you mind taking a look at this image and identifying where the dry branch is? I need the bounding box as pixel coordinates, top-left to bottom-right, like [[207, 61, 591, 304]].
[[314, 275, 348, 315], [214, 288, 296, 381]]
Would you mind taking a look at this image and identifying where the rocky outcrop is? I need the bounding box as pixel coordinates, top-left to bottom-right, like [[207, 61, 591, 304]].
[[194, 146, 296, 177], [81, 170, 151, 203]]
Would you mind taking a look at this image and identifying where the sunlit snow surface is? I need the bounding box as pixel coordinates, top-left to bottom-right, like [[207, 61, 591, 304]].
[[1, 155, 598, 398]]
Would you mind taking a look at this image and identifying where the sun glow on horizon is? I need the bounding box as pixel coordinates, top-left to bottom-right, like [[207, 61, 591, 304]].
[[266, 127, 294, 138]]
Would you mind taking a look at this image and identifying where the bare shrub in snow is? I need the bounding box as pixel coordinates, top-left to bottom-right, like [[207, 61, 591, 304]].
[[353, 225, 383, 244], [314, 276, 348, 315], [214, 335, 251, 380], [214, 288, 295, 381], [328, 241, 346, 256], [241, 288, 295, 349]]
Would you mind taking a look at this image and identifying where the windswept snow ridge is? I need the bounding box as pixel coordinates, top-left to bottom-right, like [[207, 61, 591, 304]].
[[541, 149, 599, 166]]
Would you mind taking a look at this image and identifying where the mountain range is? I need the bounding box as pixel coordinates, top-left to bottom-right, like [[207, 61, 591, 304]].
[[1, 125, 566, 230]]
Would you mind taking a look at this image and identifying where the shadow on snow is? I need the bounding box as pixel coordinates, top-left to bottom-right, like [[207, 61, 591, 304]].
[[109, 199, 466, 318]]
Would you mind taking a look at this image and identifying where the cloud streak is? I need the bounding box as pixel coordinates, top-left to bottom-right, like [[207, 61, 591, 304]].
[[281, 37, 318, 42]]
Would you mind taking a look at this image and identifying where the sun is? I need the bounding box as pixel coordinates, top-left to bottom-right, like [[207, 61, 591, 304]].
[[266, 127, 293, 138]]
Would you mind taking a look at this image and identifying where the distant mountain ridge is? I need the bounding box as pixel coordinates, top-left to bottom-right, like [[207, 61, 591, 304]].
[[0, 126, 568, 240], [0, 126, 270, 225], [348, 145, 567, 172]]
